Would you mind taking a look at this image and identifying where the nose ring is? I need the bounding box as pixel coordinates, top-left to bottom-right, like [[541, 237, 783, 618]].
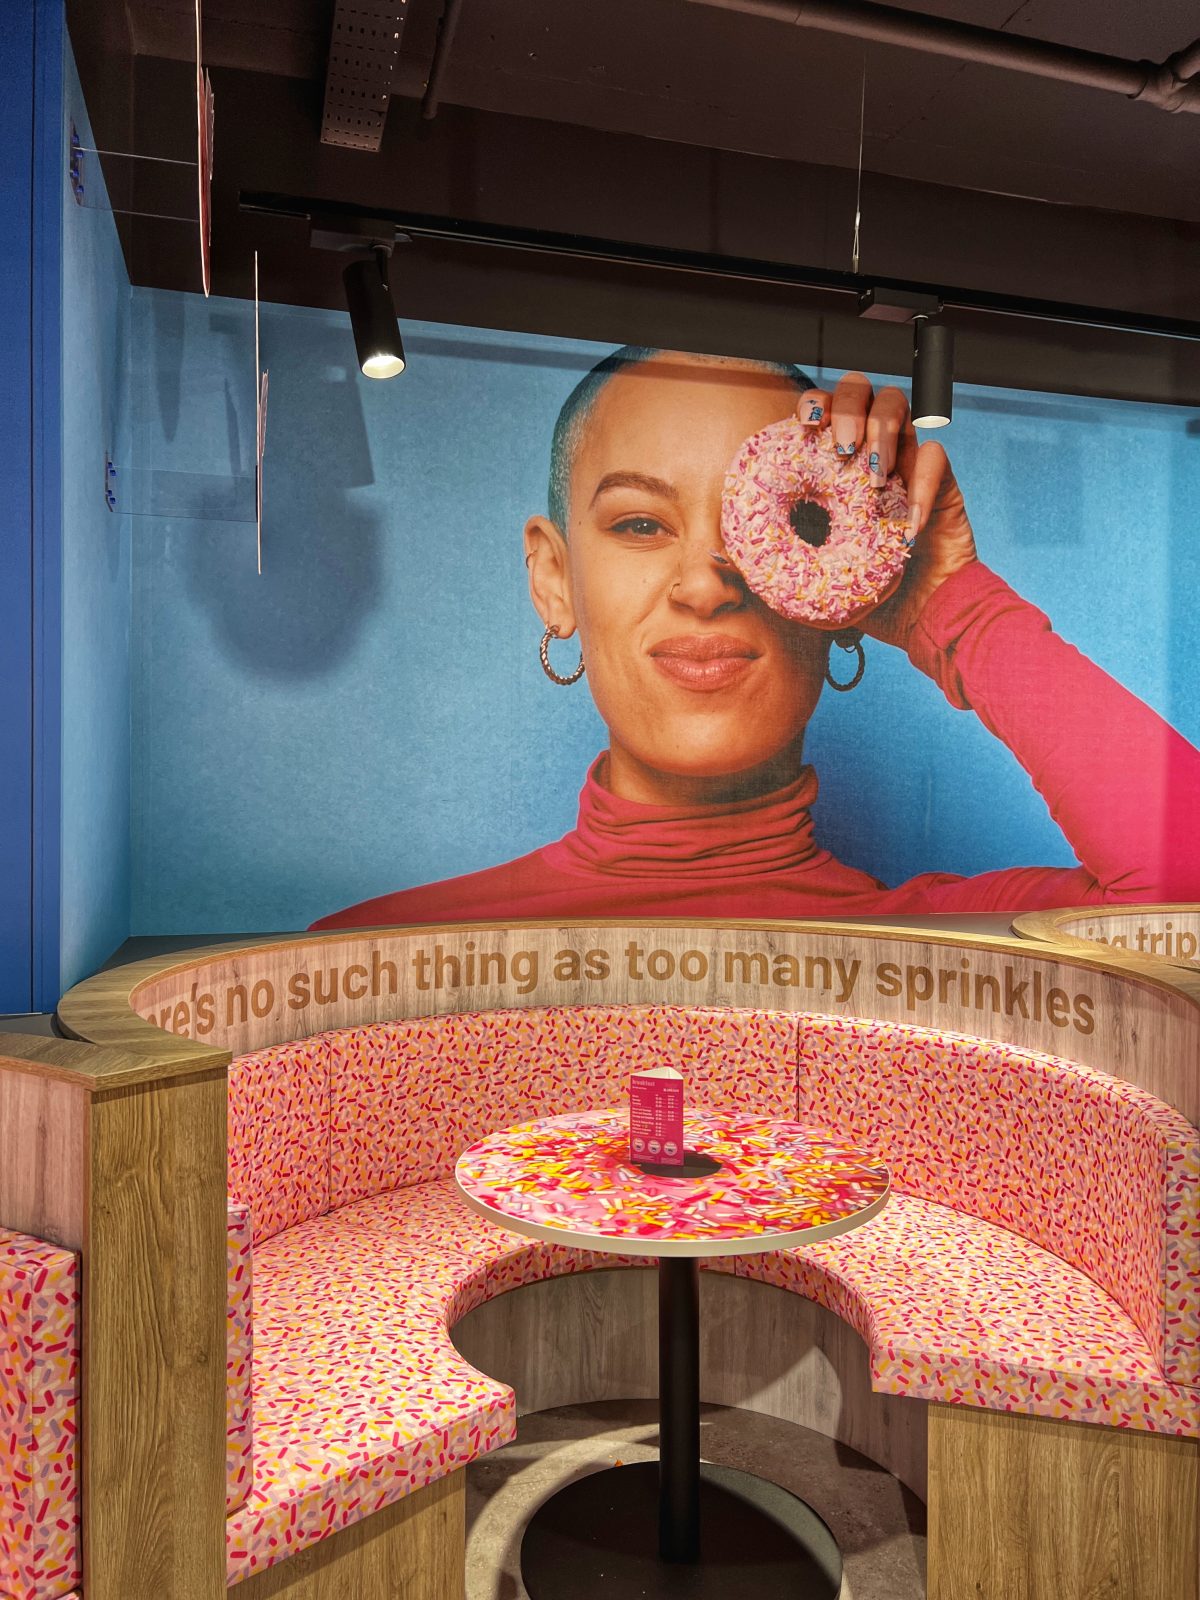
[[710, 550, 734, 568]]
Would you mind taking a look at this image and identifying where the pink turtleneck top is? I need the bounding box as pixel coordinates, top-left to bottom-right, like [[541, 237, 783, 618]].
[[311, 564, 1200, 928]]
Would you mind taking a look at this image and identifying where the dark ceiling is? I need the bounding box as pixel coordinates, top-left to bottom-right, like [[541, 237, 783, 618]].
[[67, 0, 1200, 402]]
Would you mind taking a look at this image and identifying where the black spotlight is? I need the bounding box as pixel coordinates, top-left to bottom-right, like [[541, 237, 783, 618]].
[[343, 246, 406, 380], [911, 316, 954, 428]]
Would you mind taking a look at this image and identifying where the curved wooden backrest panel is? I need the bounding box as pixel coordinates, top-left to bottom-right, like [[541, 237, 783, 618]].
[[1014, 904, 1200, 974], [55, 920, 1200, 1128]]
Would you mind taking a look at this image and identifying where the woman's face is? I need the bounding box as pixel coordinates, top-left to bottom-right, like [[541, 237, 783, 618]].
[[534, 353, 828, 802]]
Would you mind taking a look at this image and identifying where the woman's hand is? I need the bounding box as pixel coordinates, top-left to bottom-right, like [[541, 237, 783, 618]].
[[796, 371, 978, 651]]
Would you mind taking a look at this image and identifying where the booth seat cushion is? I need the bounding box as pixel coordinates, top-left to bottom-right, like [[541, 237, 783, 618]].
[[0, 1231, 79, 1600], [741, 1193, 1200, 1436], [227, 1179, 738, 1583], [797, 1016, 1200, 1385], [328, 1005, 798, 1211], [229, 1035, 331, 1247], [226, 1203, 254, 1515], [225, 1196, 516, 1584]]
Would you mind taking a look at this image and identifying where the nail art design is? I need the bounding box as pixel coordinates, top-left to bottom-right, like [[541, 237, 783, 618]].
[[869, 451, 884, 486], [835, 441, 857, 457], [806, 403, 824, 424]]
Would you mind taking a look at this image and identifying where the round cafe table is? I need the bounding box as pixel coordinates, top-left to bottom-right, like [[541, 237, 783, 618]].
[[455, 1108, 890, 1599]]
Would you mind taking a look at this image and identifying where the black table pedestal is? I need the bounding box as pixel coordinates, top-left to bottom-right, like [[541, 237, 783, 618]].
[[520, 1256, 843, 1599]]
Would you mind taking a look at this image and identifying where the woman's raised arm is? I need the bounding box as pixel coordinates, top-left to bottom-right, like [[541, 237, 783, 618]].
[[807, 374, 1200, 906], [906, 559, 1200, 904]]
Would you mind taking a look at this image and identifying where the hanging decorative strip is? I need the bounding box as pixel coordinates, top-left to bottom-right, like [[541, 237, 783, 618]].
[[197, 0, 214, 296], [255, 251, 269, 574]]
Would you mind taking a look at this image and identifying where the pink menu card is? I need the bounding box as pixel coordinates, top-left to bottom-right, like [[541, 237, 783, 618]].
[[629, 1065, 684, 1166]]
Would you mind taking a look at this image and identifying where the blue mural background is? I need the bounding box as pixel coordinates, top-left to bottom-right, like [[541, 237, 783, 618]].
[[125, 292, 1200, 934]]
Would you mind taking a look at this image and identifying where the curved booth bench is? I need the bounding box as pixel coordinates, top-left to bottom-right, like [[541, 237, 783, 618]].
[[3, 919, 1199, 1600]]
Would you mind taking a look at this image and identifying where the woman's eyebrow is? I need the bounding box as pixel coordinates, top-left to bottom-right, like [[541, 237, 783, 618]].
[[589, 470, 680, 507]]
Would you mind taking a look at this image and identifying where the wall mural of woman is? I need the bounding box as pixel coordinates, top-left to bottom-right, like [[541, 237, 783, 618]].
[[312, 347, 1200, 929]]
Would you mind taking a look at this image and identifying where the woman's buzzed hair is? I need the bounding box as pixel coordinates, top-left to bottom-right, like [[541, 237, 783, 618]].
[[547, 346, 817, 532]]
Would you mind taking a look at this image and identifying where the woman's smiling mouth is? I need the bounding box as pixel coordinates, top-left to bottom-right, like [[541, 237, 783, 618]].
[[649, 634, 761, 692]]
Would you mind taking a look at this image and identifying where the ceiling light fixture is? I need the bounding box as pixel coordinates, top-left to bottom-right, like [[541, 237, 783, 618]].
[[857, 286, 953, 428], [343, 245, 406, 380], [911, 315, 954, 429]]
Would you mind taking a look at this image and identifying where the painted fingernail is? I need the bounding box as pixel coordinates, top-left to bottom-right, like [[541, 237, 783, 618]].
[[804, 403, 824, 425], [834, 425, 857, 457], [907, 504, 922, 541], [869, 451, 885, 487]]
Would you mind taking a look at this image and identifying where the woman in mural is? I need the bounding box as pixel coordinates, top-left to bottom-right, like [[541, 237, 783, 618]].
[[312, 347, 1200, 928]]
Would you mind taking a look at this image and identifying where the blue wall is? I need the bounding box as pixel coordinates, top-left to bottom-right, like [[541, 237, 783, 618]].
[[57, 43, 132, 990], [0, 0, 64, 1013], [128, 291, 1200, 933], [0, 2, 38, 1010]]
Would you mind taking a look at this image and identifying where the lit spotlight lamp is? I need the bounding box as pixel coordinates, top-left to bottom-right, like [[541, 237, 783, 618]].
[[856, 287, 954, 430], [911, 314, 954, 429], [343, 245, 406, 380]]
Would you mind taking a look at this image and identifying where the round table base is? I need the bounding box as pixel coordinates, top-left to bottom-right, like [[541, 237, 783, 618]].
[[520, 1460, 842, 1599]]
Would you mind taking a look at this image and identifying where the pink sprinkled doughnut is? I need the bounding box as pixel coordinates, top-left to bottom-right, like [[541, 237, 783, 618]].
[[721, 418, 912, 628]]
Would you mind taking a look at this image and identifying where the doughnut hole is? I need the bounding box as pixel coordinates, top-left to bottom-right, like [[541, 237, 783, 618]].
[[788, 497, 832, 548]]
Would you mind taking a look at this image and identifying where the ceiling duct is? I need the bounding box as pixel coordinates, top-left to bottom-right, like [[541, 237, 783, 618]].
[[683, 0, 1200, 113], [321, 0, 408, 151]]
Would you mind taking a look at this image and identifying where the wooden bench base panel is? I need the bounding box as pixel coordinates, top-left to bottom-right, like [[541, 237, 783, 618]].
[[927, 1403, 1199, 1600], [451, 1267, 929, 1499], [229, 1470, 464, 1600]]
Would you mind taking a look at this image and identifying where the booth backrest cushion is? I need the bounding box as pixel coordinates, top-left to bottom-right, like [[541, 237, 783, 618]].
[[0, 1230, 79, 1600], [226, 1203, 253, 1515], [797, 1016, 1200, 1384], [328, 1005, 798, 1211], [226, 1005, 1198, 1386], [229, 1036, 331, 1246]]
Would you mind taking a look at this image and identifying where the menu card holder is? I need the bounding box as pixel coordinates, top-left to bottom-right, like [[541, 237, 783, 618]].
[[630, 1065, 684, 1167]]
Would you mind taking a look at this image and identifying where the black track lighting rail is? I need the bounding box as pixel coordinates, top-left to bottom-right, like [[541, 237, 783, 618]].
[[239, 192, 1200, 346]]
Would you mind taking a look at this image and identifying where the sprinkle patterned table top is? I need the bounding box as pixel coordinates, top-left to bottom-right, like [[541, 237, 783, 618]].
[[454, 1110, 890, 1258]]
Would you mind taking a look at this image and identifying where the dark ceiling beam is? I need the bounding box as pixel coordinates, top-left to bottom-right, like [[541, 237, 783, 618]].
[[320, 0, 409, 150], [684, 0, 1200, 112], [97, 53, 1200, 403], [240, 190, 1200, 345]]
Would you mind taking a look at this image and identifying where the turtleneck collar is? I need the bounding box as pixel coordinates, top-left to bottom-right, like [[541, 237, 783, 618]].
[[545, 754, 823, 880]]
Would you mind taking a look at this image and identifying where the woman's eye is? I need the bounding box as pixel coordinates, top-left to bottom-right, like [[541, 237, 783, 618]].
[[611, 516, 668, 538]]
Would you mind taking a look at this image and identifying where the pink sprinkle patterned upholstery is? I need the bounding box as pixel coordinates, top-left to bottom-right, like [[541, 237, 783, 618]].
[[226, 1202, 254, 1515], [217, 1005, 1198, 1582], [229, 1035, 331, 1246], [2, 1209, 256, 1598], [0, 1230, 79, 1600], [328, 1006, 797, 1210], [740, 1193, 1200, 1433], [796, 1016, 1200, 1385], [227, 1163, 1200, 1583], [225, 1197, 515, 1583], [226, 1178, 726, 1583]]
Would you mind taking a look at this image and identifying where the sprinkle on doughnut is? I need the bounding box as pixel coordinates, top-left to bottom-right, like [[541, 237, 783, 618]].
[[721, 417, 912, 628]]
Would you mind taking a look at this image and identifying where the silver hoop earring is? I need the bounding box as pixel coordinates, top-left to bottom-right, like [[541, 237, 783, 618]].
[[539, 624, 585, 686], [825, 629, 865, 692]]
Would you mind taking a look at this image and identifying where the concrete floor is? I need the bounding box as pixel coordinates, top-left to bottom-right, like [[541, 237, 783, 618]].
[[466, 1399, 927, 1600]]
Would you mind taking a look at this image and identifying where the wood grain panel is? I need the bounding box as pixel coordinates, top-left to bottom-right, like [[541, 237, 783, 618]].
[[927, 1403, 1199, 1600], [1015, 903, 1200, 973], [229, 1470, 463, 1600], [0, 1029, 227, 1092], [451, 1267, 929, 1499], [0, 1064, 88, 1248], [83, 1070, 228, 1600], [60, 922, 1198, 1124]]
